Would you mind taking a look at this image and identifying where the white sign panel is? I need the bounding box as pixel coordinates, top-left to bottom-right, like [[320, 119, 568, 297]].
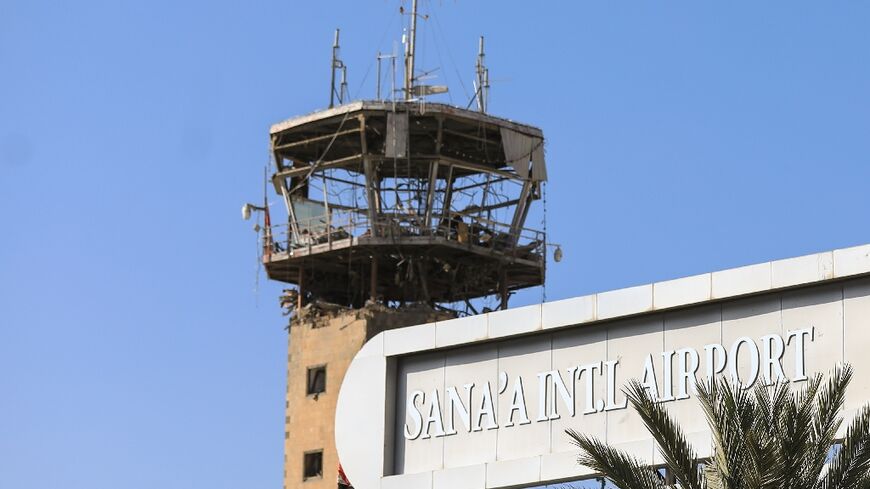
[[335, 245, 870, 489]]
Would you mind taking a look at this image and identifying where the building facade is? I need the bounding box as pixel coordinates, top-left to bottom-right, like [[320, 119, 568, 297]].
[[335, 243, 870, 489]]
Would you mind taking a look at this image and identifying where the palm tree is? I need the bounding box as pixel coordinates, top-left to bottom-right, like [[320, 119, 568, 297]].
[[567, 365, 870, 489]]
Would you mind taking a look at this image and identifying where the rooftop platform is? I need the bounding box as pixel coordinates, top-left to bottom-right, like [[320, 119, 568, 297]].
[[264, 100, 550, 309]]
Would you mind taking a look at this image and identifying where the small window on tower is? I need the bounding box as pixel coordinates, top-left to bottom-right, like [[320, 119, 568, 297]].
[[303, 450, 323, 480], [307, 365, 326, 396]]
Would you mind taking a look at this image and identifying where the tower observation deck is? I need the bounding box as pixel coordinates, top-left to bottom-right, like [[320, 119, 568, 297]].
[[264, 100, 547, 311]]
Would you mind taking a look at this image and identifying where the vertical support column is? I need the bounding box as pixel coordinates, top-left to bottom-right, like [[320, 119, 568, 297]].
[[280, 184, 299, 245], [439, 164, 455, 231], [359, 114, 380, 236], [271, 136, 300, 244], [423, 115, 444, 231], [424, 162, 438, 231], [271, 134, 283, 172], [509, 180, 533, 247], [480, 172, 492, 222]]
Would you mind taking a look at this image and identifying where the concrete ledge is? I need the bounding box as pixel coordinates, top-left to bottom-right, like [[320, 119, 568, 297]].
[[384, 322, 436, 356], [598, 284, 653, 320], [542, 295, 596, 330], [433, 465, 486, 489], [485, 457, 541, 489], [772, 252, 834, 289], [436, 315, 488, 348], [487, 304, 542, 339], [834, 244, 870, 278], [712, 262, 772, 299], [653, 273, 711, 310]]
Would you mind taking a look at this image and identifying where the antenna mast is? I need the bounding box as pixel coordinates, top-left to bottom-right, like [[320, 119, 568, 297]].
[[376, 50, 398, 102], [329, 28, 346, 108], [475, 36, 489, 113], [404, 0, 418, 99]]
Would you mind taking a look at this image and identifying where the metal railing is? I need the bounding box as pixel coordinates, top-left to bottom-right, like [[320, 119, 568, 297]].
[[261, 210, 545, 262]]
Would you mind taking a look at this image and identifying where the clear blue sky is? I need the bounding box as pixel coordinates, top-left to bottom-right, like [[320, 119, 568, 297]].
[[2, 1, 869, 488]]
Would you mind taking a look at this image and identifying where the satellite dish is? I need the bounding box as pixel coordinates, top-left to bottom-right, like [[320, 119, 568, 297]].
[[554, 246, 563, 263], [242, 203, 252, 220]]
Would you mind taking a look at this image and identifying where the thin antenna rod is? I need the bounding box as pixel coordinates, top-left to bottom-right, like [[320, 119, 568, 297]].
[[391, 48, 397, 109], [377, 51, 398, 102], [340, 66, 348, 103], [404, 0, 418, 99], [475, 36, 488, 113], [329, 29, 346, 108], [330, 29, 339, 108], [376, 51, 382, 101]]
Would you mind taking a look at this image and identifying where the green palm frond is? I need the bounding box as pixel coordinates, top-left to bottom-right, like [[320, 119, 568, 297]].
[[751, 380, 790, 488], [567, 429, 663, 489], [784, 374, 825, 489], [804, 366, 852, 487], [821, 405, 870, 489], [569, 364, 868, 489], [624, 379, 704, 489], [696, 377, 757, 489]]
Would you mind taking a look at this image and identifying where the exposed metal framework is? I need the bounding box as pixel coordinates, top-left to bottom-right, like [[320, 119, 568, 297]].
[[261, 101, 547, 312]]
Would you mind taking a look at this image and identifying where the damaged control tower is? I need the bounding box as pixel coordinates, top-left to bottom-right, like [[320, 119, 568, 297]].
[[251, 3, 548, 488]]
